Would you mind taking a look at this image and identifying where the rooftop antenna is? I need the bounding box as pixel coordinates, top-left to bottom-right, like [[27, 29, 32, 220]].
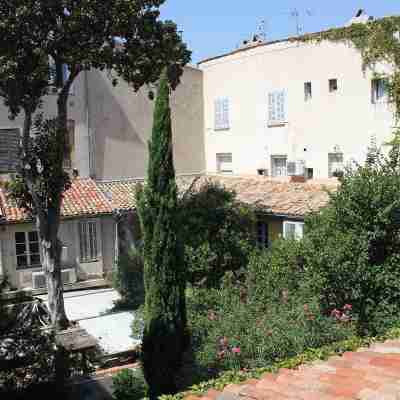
[[257, 19, 267, 42], [289, 8, 313, 36]]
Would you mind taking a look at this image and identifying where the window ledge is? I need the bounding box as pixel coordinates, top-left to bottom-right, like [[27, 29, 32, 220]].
[[267, 121, 288, 128], [214, 127, 230, 132], [80, 259, 100, 264]]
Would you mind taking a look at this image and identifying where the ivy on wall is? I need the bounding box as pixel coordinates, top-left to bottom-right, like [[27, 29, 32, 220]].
[[294, 16, 400, 140]]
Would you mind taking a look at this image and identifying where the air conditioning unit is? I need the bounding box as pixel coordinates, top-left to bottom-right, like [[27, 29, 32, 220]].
[[61, 268, 77, 285], [287, 160, 306, 176], [32, 271, 46, 289]]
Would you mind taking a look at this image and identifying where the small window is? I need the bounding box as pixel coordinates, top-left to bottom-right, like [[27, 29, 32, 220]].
[[371, 79, 388, 104], [257, 221, 269, 248], [15, 231, 41, 270], [268, 90, 286, 124], [283, 221, 304, 240], [214, 98, 230, 130], [304, 82, 312, 101], [216, 153, 233, 174], [0, 128, 20, 173], [328, 152, 344, 178], [63, 120, 75, 170], [271, 155, 287, 177], [329, 79, 338, 92], [79, 220, 98, 262]]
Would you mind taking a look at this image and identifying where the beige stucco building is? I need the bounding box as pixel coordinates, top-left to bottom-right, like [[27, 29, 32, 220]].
[[199, 35, 395, 179], [0, 66, 205, 181]]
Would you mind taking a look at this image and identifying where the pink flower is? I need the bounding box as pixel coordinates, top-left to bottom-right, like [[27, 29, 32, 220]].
[[343, 304, 352, 312], [330, 309, 342, 319], [232, 347, 241, 355]]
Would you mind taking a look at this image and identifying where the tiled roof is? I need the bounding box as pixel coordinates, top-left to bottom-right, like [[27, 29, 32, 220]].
[[97, 179, 143, 211], [204, 175, 338, 218], [0, 178, 113, 223], [97, 175, 337, 218]]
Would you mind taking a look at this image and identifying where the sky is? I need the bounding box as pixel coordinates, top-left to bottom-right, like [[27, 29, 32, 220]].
[[160, 0, 400, 64]]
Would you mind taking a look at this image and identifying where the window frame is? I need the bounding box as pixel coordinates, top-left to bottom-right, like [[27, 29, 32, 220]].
[[328, 152, 344, 178], [268, 90, 287, 126], [304, 82, 312, 101], [79, 219, 100, 263], [214, 97, 230, 131], [0, 127, 21, 173], [15, 231, 41, 270], [283, 221, 304, 240], [256, 221, 269, 248], [329, 79, 338, 93], [271, 155, 288, 177], [216, 152, 233, 174], [371, 78, 388, 104]]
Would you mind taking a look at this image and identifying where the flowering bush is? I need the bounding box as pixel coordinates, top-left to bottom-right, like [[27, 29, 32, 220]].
[[188, 242, 355, 375], [304, 144, 400, 335]]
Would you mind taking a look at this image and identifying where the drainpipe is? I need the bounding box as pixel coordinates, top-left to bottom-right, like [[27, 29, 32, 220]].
[[84, 70, 95, 178]]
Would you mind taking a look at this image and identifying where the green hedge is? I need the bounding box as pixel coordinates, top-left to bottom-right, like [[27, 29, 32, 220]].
[[160, 325, 400, 400]]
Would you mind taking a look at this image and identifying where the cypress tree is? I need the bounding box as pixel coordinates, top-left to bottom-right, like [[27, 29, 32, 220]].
[[137, 71, 188, 399]]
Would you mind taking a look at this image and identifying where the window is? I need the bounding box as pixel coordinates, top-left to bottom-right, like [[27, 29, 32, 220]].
[[304, 82, 312, 101], [0, 128, 20, 172], [216, 153, 233, 174], [79, 220, 98, 262], [271, 155, 287, 177], [268, 90, 286, 124], [329, 79, 338, 93], [328, 152, 344, 178], [371, 79, 388, 103], [283, 221, 304, 240], [257, 221, 269, 248], [15, 231, 41, 270], [214, 98, 230, 130], [63, 120, 75, 169]]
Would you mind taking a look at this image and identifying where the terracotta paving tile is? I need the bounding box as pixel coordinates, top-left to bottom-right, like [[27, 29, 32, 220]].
[[193, 340, 400, 400]]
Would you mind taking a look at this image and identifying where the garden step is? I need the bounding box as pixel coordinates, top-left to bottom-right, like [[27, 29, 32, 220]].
[[191, 340, 400, 400]]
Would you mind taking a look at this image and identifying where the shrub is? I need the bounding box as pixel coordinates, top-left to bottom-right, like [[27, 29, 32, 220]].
[[113, 247, 145, 310], [188, 242, 355, 375], [180, 180, 255, 287], [113, 368, 148, 400], [303, 144, 400, 335]]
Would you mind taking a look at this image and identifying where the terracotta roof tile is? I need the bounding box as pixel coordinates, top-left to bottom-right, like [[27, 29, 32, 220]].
[[0, 178, 113, 223], [97, 175, 338, 218], [97, 179, 143, 211]]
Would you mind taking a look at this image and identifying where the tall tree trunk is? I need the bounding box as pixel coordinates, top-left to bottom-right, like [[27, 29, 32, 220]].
[[22, 102, 68, 330]]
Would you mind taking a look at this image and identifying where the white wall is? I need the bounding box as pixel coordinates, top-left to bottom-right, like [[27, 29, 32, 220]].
[[0, 217, 115, 290], [200, 40, 395, 178]]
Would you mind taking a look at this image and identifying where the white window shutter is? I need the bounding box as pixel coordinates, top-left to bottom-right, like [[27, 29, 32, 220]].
[[277, 90, 286, 121], [268, 92, 276, 122], [215, 98, 229, 130]]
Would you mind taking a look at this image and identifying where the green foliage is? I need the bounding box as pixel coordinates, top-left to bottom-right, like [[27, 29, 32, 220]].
[[160, 325, 400, 400], [113, 369, 148, 400], [297, 16, 400, 139], [113, 248, 145, 310], [180, 180, 255, 287], [188, 241, 355, 376], [303, 144, 400, 335], [6, 115, 71, 214], [137, 72, 188, 399]]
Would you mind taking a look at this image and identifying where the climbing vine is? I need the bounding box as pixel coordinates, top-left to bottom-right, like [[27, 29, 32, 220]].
[[295, 16, 400, 140]]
